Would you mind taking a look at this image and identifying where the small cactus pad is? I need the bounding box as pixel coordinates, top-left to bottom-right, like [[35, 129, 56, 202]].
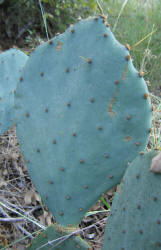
[[0, 48, 28, 134], [27, 224, 91, 250], [15, 16, 152, 226], [103, 151, 161, 250]]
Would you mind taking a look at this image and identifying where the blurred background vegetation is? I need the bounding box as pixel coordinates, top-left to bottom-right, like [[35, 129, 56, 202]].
[[0, 0, 160, 92]]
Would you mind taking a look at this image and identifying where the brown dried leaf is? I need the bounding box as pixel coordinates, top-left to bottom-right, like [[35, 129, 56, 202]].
[[33, 192, 40, 202], [38, 215, 45, 225], [107, 186, 117, 195], [3, 169, 8, 176], [24, 191, 33, 205], [11, 152, 19, 160], [24, 191, 38, 205], [45, 213, 53, 226], [150, 152, 161, 173], [38, 211, 53, 226], [0, 180, 7, 188]]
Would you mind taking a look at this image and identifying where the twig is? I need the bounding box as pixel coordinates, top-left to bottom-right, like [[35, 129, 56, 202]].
[[0, 199, 41, 216], [38, 0, 49, 40], [113, 0, 129, 32], [17, 225, 34, 239], [96, 0, 104, 15], [0, 200, 46, 230], [26, 205, 42, 215], [140, 24, 155, 71], [0, 205, 34, 239], [0, 217, 25, 223]]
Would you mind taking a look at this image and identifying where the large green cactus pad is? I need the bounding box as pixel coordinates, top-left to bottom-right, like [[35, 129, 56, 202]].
[[15, 16, 152, 226], [103, 151, 161, 250], [27, 224, 91, 250], [0, 49, 28, 134]]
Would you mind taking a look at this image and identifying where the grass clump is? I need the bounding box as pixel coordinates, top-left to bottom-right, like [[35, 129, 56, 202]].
[[101, 0, 161, 92]]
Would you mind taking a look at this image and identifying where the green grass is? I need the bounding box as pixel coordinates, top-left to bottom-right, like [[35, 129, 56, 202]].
[[99, 0, 161, 92]]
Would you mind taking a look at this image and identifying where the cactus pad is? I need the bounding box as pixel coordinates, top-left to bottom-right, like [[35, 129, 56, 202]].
[[103, 151, 161, 250], [0, 49, 28, 134], [27, 224, 91, 250], [15, 16, 152, 226]]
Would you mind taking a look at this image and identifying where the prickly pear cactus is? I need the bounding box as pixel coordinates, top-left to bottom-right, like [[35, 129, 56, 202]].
[[0, 49, 28, 134], [103, 151, 161, 250], [15, 16, 152, 226], [27, 223, 91, 250]]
